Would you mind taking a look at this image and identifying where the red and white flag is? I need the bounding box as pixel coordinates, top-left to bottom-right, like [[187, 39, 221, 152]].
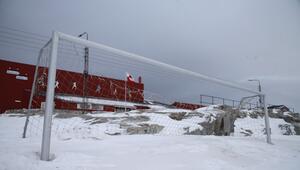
[[126, 72, 134, 82]]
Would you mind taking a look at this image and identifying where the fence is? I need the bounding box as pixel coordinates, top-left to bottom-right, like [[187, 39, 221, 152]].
[[200, 94, 295, 112], [200, 94, 259, 109]]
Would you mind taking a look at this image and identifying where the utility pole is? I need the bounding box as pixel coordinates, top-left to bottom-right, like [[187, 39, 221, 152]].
[[248, 79, 262, 109], [125, 76, 127, 112], [78, 32, 89, 114]]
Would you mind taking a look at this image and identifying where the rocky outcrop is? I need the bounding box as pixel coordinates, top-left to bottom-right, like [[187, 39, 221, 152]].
[[235, 107, 300, 136], [268, 109, 300, 123], [185, 105, 237, 136], [292, 123, 300, 135], [10, 106, 299, 137], [258, 109, 300, 135], [168, 112, 187, 121], [278, 124, 295, 135], [239, 128, 253, 136], [121, 115, 150, 123], [238, 110, 264, 119], [126, 123, 164, 135]]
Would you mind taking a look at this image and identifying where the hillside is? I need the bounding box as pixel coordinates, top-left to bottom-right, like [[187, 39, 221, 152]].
[[0, 106, 300, 170]]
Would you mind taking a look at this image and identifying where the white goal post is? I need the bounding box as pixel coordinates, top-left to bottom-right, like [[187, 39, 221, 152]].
[[40, 31, 272, 161]]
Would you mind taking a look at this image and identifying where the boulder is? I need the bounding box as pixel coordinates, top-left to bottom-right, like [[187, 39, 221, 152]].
[[186, 105, 237, 136], [292, 123, 300, 135], [278, 124, 295, 135], [168, 112, 187, 121], [239, 128, 253, 136]]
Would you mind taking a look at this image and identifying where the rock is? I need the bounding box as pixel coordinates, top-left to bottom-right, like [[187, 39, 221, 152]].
[[197, 121, 215, 135], [126, 123, 164, 135], [89, 117, 109, 125], [237, 111, 247, 118], [185, 127, 206, 135], [104, 131, 121, 136], [239, 110, 264, 119], [283, 116, 294, 123], [168, 112, 187, 121], [283, 115, 300, 123], [292, 123, 300, 135], [214, 112, 233, 136], [186, 105, 237, 136], [278, 124, 295, 135], [268, 109, 281, 118], [240, 128, 253, 136], [269, 110, 300, 124], [122, 115, 150, 123]]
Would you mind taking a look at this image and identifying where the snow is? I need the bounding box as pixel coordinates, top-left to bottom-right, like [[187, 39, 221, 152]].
[[195, 105, 222, 114], [56, 96, 191, 112], [194, 105, 225, 122], [1, 113, 300, 170], [56, 95, 173, 111], [234, 116, 296, 137], [155, 108, 192, 113], [57, 95, 139, 108], [145, 113, 204, 135]]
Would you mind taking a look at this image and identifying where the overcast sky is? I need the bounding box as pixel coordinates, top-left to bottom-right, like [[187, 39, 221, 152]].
[[0, 0, 299, 110]]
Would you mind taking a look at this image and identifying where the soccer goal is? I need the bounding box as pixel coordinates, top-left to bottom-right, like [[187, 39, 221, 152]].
[[23, 31, 272, 161]]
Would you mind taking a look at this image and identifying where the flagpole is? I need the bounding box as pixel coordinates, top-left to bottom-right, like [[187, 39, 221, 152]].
[[125, 73, 127, 112]]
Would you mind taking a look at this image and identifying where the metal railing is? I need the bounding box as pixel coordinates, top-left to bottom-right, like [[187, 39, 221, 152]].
[[200, 94, 295, 112], [200, 94, 259, 109]]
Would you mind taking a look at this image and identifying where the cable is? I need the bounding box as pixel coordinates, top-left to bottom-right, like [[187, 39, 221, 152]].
[[0, 25, 50, 38]]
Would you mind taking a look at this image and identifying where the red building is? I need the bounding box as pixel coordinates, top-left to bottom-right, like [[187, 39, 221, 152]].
[[172, 102, 205, 110], [0, 59, 146, 113]]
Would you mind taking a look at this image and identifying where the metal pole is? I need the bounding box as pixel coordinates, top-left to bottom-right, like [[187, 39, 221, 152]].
[[23, 48, 44, 138], [200, 95, 202, 105], [23, 39, 52, 138], [124, 75, 127, 112], [249, 79, 262, 108], [258, 81, 262, 108], [78, 32, 89, 114], [82, 47, 89, 113], [41, 31, 59, 161], [262, 94, 272, 144]]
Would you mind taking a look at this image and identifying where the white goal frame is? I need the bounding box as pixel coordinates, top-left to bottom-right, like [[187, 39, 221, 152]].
[[40, 31, 272, 161]]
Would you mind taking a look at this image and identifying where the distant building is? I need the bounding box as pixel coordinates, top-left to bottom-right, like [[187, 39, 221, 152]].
[[267, 105, 290, 112], [0, 59, 147, 113], [172, 102, 205, 110]]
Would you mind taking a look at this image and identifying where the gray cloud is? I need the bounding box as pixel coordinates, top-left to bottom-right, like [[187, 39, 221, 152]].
[[0, 0, 299, 110]]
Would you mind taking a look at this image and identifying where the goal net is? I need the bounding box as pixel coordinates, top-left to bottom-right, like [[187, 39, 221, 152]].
[[22, 31, 271, 160]]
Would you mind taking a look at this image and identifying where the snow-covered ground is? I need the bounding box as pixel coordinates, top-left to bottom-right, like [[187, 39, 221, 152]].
[[1, 113, 300, 170]]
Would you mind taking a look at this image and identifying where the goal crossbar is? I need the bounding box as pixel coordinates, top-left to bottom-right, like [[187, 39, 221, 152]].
[[58, 32, 261, 95]]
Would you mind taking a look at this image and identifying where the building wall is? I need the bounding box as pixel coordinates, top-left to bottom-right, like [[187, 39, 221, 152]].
[[0, 59, 144, 113], [0, 59, 33, 113]]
